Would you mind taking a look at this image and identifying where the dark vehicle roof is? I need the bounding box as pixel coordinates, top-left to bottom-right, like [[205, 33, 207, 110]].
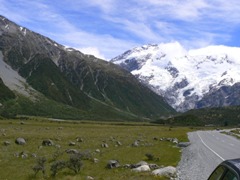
[[222, 158, 240, 175]]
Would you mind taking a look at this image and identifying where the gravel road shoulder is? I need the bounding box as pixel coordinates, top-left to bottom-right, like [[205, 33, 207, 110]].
[[176, 131, 222, 180]]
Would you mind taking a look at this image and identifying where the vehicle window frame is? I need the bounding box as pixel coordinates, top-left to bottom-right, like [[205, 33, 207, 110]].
[[222, 168, 238, 180], [208, 164, 240, 180], [208, 165, 227, 180], [222, 165, 239, 180]]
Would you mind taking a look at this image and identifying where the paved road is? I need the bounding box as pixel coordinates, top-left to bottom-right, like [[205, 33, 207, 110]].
[[177, 130, 240, 180]]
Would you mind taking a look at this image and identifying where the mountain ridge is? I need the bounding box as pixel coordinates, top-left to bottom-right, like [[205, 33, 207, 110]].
[[0, 15, 175, 120], [111, 42, 240, 112]]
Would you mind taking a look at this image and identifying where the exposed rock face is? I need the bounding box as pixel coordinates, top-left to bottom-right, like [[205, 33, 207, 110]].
[[112, 43, 240, 112]]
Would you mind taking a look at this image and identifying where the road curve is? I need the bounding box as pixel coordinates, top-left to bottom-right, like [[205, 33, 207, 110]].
[[177, 130, 240, 180]]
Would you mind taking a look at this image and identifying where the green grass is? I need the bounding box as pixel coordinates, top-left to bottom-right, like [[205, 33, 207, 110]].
[[0, 119, 191, 180]]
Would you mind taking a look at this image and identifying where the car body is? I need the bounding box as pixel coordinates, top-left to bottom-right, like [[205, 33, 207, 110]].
[[208, 158, 240, 180]]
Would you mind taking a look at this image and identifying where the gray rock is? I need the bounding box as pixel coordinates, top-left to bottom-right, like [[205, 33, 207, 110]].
[[101, 143, 109, 148], [3, 141, 10, 146], [132, 140, 139, 147], [86, 176, 94, 180], [76, 137, 84, 142], [178, 142, 191, 148], [132, 165, 150, 172], [31, 153, 37, 158], [149, 164, 160, 170], [93, 158, 99, 163], [20, 151, 28, 159], [66, 149, 79, 154], [106, 160, 120, 169], [172, 138, 179, 144], [116, 141, 122, 146], [69, 141, 76, 146], [95, 149, 101, 153], [135, 161, 148, 167], [152, 166, 177, 178], [42, 139, 54, 146], [15, 137, 26, 145]]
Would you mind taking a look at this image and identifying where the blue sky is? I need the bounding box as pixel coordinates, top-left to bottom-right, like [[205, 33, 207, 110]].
[[1, 0, 240, 59]]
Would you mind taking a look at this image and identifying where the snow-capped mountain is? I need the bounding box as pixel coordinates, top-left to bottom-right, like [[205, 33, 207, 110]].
[[111, 42, 240, 112]]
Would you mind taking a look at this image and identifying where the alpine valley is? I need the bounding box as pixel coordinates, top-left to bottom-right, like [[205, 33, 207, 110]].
[[111, 42, 240, 113], [0, 15, 175, 121]]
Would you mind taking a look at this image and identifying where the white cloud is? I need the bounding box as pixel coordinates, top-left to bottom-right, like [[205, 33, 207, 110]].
[[56, 31, 136, 59], [1, 0, 240, 59], [77, 47, 106, 60]]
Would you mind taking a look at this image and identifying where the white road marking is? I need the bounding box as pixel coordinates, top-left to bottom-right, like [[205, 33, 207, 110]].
[[230, 143, 234, 146], [197, 132, 225, 161]]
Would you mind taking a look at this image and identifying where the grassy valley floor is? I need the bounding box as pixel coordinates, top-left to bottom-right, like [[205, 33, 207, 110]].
[[0, 118, 193, 179]]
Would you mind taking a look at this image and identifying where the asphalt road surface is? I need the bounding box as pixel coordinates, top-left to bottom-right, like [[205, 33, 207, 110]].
[[177, 130, 240, 180]]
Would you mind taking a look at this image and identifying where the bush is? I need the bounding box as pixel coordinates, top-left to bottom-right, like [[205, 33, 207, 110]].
[[32, 157, 47, 177], [50, 160, 67, 177], [67, 154, 83, 174], [145, 153, 155, 161], [50, 152, 86, 176]]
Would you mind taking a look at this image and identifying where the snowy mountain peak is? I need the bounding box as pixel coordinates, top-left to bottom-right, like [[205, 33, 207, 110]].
[[111, 42, 240, 112]]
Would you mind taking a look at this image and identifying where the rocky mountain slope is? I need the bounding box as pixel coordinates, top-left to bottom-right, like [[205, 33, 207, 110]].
[[111, 42, 240, 112], [0, 15, 175, 120]]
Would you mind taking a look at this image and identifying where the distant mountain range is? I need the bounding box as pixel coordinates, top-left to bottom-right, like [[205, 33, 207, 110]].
[[111, 42, 240, 112], [0, 15, 175, 120]]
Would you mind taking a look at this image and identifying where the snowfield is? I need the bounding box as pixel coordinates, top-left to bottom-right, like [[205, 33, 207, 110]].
[[112, 42, 240, 111]]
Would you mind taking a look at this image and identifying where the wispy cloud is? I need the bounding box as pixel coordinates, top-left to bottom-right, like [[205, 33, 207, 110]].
[[1, 0, 240, 59]]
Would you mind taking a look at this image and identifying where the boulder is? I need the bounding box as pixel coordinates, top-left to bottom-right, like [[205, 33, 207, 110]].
[[76, 137, 84, 142], [15, 137, 26, 145], [69, 141, 76, 146], [86, 176, 94, 180], [116, 141, 122, 146], [149, 164, 160, 170], [95, 149, 101, 153], [152, 166, 177, 178], [135, 161, 148, 167], [66, 149, 79, 154], [93, 158, 99, 163], [106, 160, 120, 169], [172, 138, 179, 144], [3, 141, 10, 146], [101, 143, 109, 148], [42, 139, 54, 146], [132, 140, 139, 147], [178, 142, 191, 148], [20, 151, 28, 159], [132, 165, 150, 172], [31, 153, 37, 158]]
